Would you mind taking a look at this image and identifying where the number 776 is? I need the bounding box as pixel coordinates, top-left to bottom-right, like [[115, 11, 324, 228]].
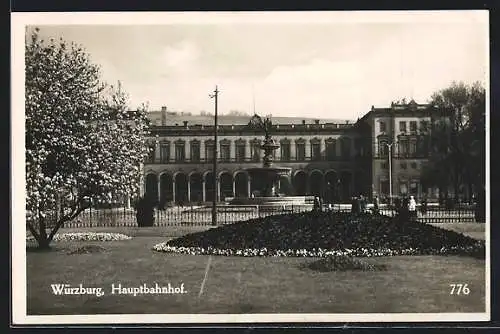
[[450, 283, 470, 295]]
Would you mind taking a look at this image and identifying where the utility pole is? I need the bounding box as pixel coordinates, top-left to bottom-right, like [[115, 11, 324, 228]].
[[386, 142, 394, 205], [209, 86, 219, 226]]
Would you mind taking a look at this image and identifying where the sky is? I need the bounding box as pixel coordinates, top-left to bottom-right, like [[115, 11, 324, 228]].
[[27, 11, 488, 120]]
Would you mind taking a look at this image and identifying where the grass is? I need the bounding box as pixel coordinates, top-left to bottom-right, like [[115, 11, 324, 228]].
[[26, 223, 486, 315], [428, 222, 486, 240]]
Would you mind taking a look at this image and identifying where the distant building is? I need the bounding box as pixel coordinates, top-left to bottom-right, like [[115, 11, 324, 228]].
[[141, 101, 447, 205], [356, 100, 449, 202]]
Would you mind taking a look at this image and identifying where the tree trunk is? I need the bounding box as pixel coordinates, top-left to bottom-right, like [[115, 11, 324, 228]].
[[37, 237, 51, 250], [37, 216, 51, 249]]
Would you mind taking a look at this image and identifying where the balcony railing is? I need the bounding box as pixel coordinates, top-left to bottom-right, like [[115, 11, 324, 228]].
[[373, 153, 430, 159], [144, 155, 361, 164]]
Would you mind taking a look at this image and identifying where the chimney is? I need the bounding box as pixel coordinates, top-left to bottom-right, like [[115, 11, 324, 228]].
[[161, 106, 167, 126], [183, 120, 188, 128], [314, 119, 319, 125], [302, 120, 306, 125]]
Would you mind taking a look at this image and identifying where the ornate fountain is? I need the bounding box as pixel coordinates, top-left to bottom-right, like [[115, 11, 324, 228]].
[[228, 114, 312, 206], [246, 114, 292, 197]]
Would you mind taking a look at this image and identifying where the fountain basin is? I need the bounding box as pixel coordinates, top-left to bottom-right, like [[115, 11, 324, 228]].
[[227, 195, 315, 206]]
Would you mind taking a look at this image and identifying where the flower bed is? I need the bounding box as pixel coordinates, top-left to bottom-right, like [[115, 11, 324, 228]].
[[152, 212, 484, 258], [26, 232, 132, 242]]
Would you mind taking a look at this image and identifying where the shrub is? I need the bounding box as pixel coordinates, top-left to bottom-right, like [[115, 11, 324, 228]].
[[135, 196, 155, 227], [152, 211, 484, 258], [66, 245, 107, 254]]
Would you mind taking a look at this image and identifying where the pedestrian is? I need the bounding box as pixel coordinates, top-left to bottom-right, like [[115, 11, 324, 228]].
[[313, 196, 320, 212], [373, 195, 380, 215], [409, 195, 417, 221], [359, 194, 366, 213], [400, 196, 410, 222], [420, 195, 428, 215], [351, 196, 360, 214]]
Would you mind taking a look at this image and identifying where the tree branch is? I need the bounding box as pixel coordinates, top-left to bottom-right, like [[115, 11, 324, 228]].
[[27, 222, 41, 242], [47, 194, 91, 242]]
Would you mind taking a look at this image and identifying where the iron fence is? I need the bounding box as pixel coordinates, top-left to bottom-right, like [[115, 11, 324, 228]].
[[55, 203, 481, 228]]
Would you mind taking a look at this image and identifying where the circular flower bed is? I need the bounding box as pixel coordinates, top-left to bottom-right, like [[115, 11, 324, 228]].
[[153, 212, 484, 258], [26, 232, 132, 242]]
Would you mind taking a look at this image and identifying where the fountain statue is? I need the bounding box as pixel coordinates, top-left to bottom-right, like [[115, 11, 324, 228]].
[[246, 114, 291, 197], [227, 114, 313, 206]]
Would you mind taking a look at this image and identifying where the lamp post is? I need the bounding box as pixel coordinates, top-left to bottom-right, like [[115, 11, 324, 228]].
[[385, 142, 394, 205], [209, 86, 219, 226]]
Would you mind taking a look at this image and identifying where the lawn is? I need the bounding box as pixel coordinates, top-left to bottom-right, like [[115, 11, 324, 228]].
[[26, 223, 486, 315]]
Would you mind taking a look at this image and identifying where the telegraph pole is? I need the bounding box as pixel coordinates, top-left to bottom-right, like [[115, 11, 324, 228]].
[[386, 142, 394, 205], [209, 86, 219, 226]]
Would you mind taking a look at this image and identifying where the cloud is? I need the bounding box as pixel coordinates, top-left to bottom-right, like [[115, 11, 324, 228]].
[[161, 40, 200, 73], [264, 59, 361, 89]]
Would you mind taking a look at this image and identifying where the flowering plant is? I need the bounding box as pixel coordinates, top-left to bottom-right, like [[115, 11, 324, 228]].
[[152, 212, 484, 258], [152, 243, 483, 258], [25, 28, 150, 249], [26, 232, 131, 242]]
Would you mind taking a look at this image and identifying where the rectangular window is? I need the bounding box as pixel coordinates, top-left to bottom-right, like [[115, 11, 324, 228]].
[[325, 141, 336, 160], [419, 136, 430, 157], [175, 144, 185, 162], [399, 140, 409, 156], [236, 144, 246, 162], [220, 144, 230, 162], [420, 120, 428, 132], [410, 181, 418, 195], [378, 141, 389, 157], [311, 142, 321, 161], [147, 144, 155, 163], [381, 162, 388, 169], [296, 142, 306, 161], [190, 142, 200, 162], [410, 121, 417, 133], [400, 182, 408, 195], [205, 143, 214, 162], [355, 138, 363, 157], [341, 138, 351, 159], [399, 121, 407, 133], [251, 143, 261, 162], [160, 143, 170, 163], [379, 121, 386, 132], [381, 180, 389, 196], [280, 142, 290, 161], [409, 141, 417, 156]]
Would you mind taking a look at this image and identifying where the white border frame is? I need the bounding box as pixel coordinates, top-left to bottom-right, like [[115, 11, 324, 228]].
[[11, 10, 491, 325]]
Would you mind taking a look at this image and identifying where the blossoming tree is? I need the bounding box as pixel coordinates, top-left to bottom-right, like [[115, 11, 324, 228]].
[[25, 28, 151, 248]]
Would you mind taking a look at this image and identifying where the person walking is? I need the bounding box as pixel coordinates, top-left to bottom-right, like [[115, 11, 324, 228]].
[[373, 195, 380, 215], [420, 195, 428, 215], [358, 194, 366, 213], [400, 196, 410, 222], [409, 195, 417, 221]]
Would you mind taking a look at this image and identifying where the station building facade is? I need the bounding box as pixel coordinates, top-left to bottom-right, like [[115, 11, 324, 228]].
[[142, 100, 444, 205]]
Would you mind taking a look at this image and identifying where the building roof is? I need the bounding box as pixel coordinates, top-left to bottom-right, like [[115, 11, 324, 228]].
[[147, 110, 354, 126]]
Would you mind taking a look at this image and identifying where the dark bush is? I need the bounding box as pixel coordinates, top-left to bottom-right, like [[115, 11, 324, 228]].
[[135, 196, 155, 227], [159, 211, 484, 258]]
